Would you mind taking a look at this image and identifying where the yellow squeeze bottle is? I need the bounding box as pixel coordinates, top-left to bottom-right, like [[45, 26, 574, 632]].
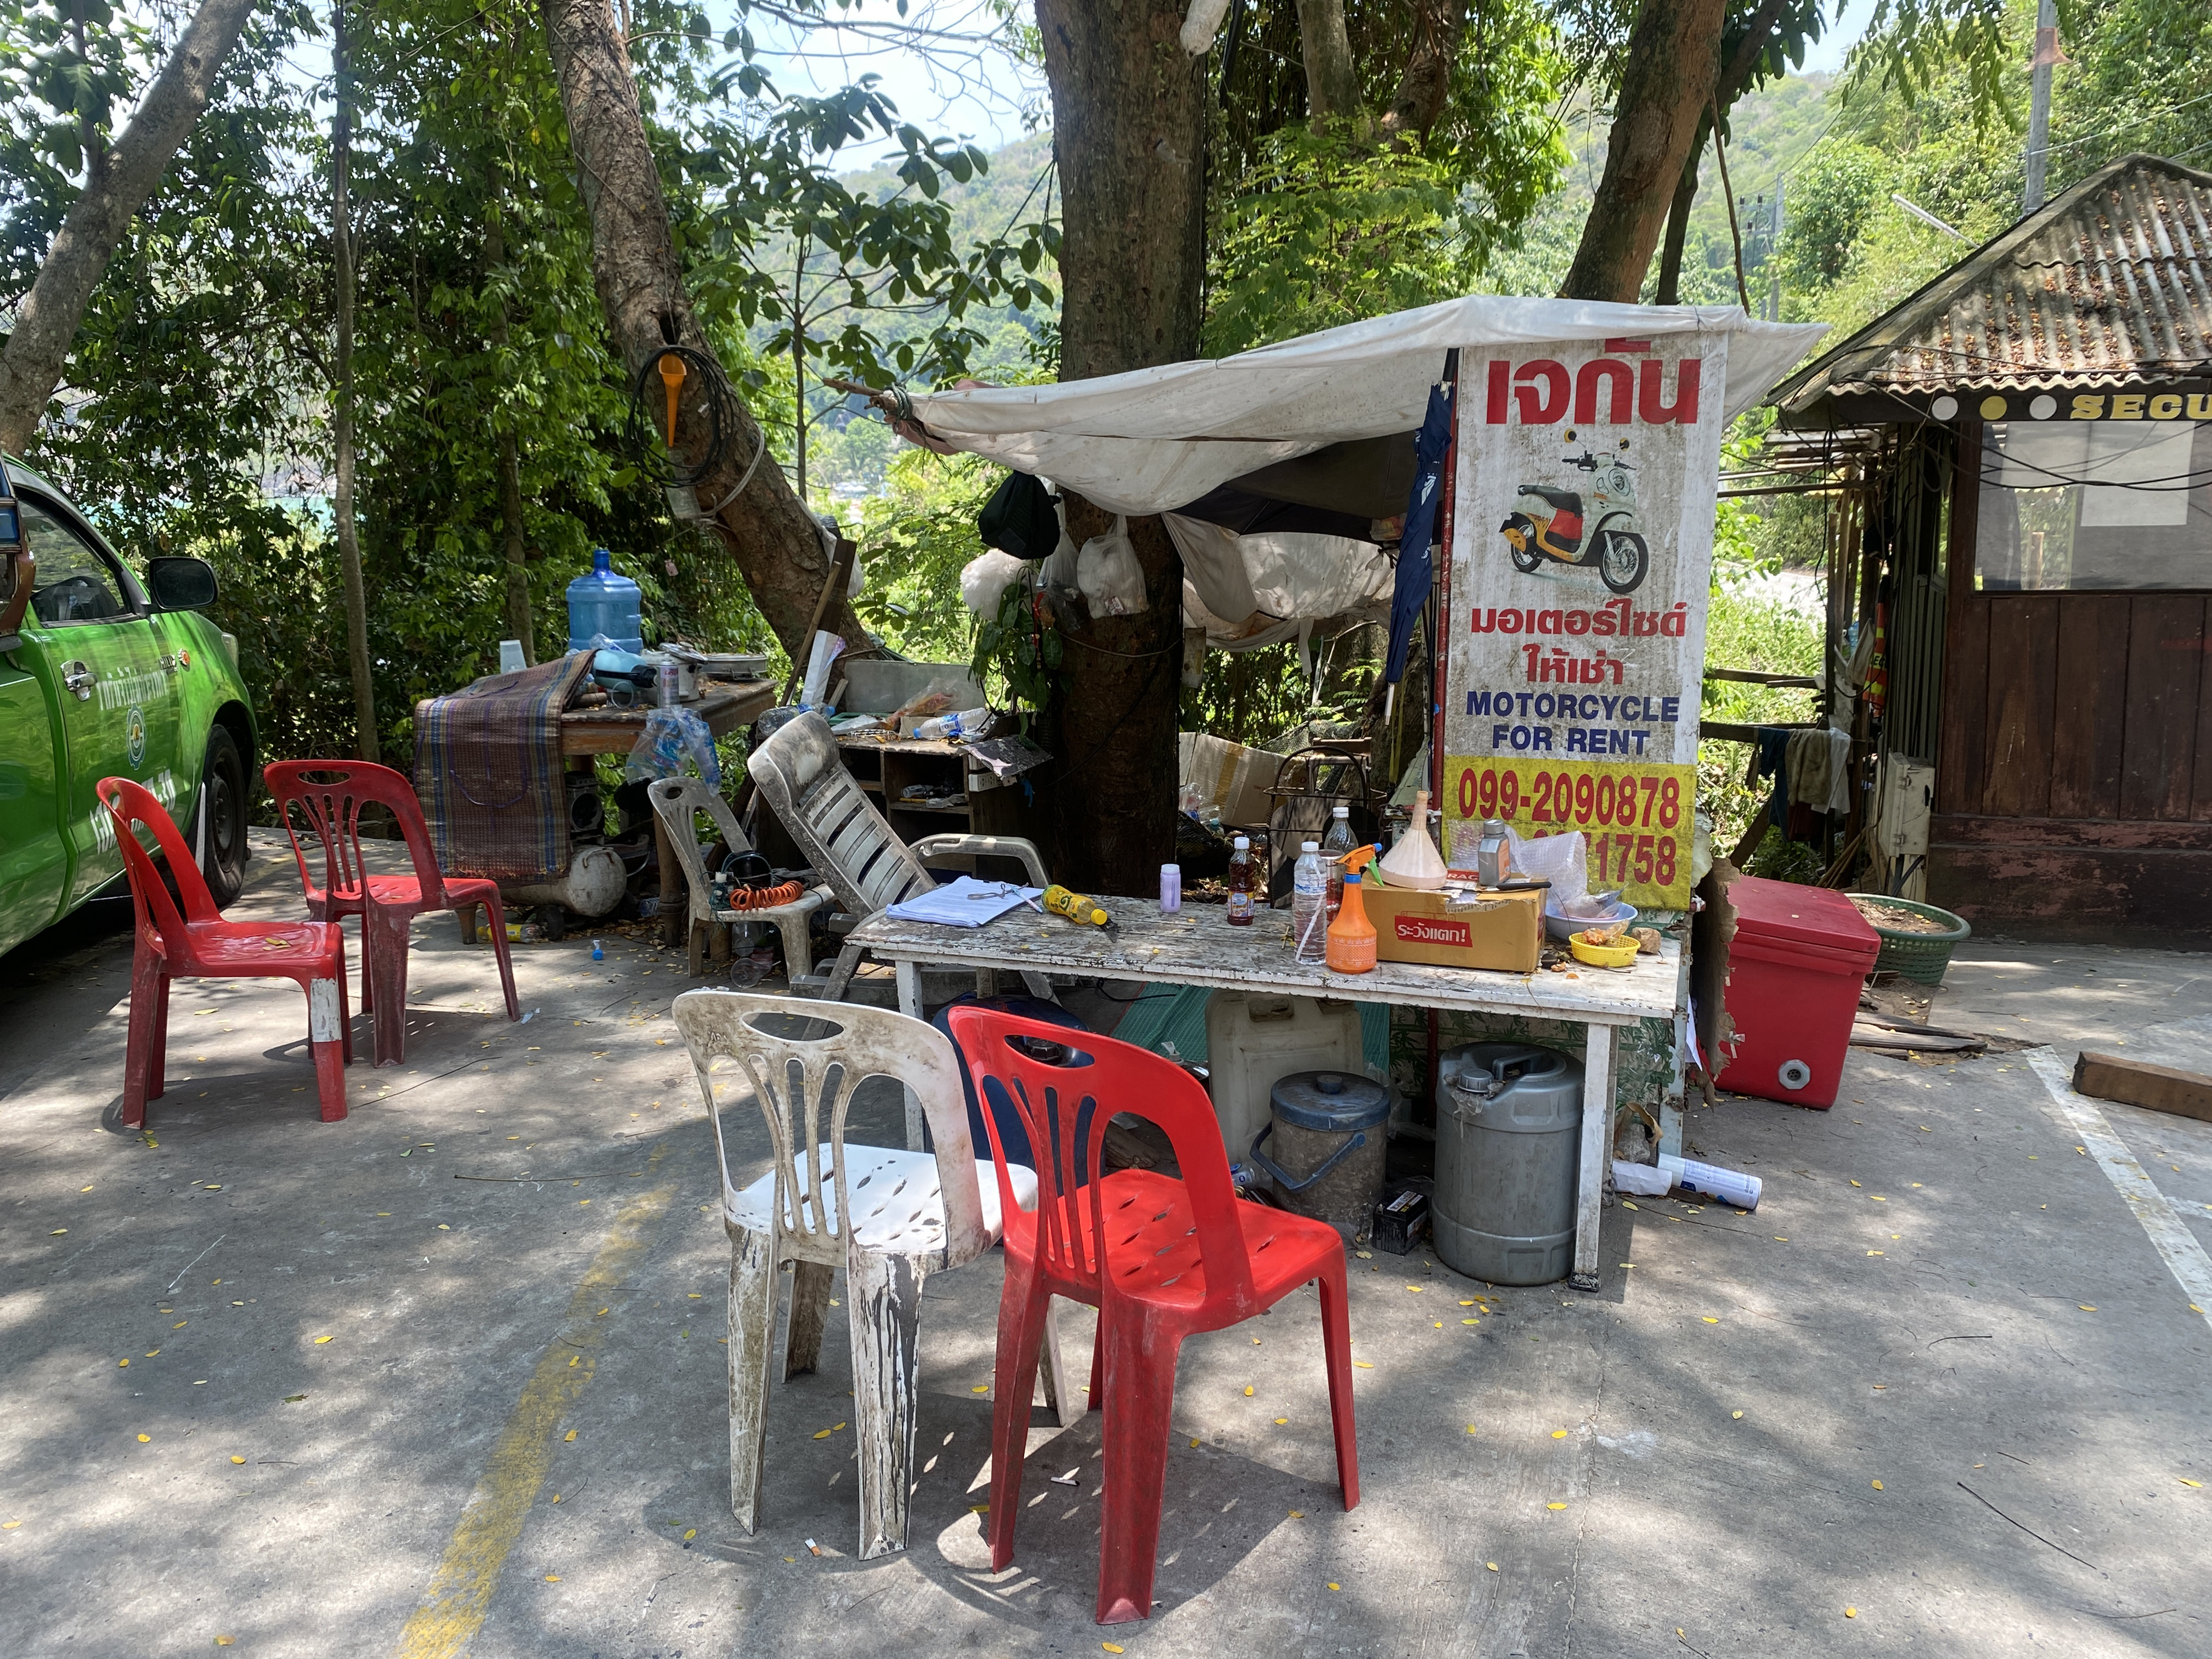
[[1041, 884, 1109, 926]]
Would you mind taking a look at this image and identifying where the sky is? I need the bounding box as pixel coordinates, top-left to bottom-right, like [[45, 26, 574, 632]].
[[744, 1, 1045, 162], [1801, 0, 1879, 76], [746, 0, 1883, 166]]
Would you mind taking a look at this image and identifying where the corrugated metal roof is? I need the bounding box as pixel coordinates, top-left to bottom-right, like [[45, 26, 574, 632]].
[[1772, 154, 2212, 413]]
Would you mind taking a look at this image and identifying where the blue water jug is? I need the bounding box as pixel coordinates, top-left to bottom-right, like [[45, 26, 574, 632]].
[[567, 548, 642, 654]]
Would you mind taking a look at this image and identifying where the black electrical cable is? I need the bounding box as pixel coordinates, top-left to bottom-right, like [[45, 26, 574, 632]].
[[623, 344, 753, 490]]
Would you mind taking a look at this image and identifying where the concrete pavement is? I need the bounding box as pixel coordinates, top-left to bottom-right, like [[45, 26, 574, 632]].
[[3, 837, 2207, 1657]]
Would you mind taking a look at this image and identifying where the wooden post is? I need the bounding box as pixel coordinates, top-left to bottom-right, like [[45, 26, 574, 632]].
[[656, 810, 683, 947]]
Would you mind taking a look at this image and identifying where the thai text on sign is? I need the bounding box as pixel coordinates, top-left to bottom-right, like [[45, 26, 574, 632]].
[[1440, 332, 1733, 909]]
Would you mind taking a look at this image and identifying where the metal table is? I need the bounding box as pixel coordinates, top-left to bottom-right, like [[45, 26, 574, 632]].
[[844, 901, 1681, 1291]]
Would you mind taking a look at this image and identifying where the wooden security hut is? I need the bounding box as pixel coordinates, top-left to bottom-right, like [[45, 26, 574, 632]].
[[1769, 153, 2212, 945]]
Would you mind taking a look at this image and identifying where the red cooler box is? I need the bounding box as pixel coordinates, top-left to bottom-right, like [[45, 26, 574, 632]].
[[1714, 876, 1878, 1109]]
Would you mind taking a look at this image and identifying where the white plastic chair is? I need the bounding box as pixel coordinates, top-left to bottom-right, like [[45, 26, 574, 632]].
[[674, 989, 1046, 1559], [748, 710, 1054, 1007], [647, 776, 830, 978]]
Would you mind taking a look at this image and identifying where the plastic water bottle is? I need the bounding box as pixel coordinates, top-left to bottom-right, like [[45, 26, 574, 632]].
[[1292, 840, 1328, 963], [1321, 804, 1355, 917], [1660, 1153, 1763, 1210], [567, 548, 642, 654]]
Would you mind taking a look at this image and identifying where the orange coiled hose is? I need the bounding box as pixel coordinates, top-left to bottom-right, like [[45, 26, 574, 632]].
[[724, 878, 808, 911]]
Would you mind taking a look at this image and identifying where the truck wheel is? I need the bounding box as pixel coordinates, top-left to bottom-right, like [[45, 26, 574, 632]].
[[197, 725, 250, 908]]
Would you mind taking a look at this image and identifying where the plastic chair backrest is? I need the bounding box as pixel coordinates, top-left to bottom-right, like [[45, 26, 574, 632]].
[[672, 989, 988, 1267], [647, 777, 750, 927], [265, 760, 448, 911], [749, 712, 935, 915], [96, 776, 216, 957], [946, 1007, 1257, 1314]]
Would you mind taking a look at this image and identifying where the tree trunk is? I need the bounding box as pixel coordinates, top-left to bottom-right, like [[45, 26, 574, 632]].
[[1379, 0, 1468, 140], [539, 0, 857, 659], [1558, 0, 1727, 304], [1294, 0, 1363, 123], [485, 193, 535, 663], [331, 1, 377, 762], [1652, 117, 1708, 306], [1036, 0, 1206, 895], [0, 0, 258, 454]]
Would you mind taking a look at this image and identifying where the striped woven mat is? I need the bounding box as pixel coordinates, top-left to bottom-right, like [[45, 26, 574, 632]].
[[411, 653, 592, 881]]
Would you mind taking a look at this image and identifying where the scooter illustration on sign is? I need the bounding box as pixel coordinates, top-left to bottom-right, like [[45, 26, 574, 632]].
[[1498, 431, 1651, 595]]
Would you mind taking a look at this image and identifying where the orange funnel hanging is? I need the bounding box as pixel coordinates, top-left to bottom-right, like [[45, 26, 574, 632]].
[[657, 353, 686, 447]]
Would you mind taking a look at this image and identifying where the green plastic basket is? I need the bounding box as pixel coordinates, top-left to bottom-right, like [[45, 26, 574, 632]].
[[1845, 894, 1971, 985]]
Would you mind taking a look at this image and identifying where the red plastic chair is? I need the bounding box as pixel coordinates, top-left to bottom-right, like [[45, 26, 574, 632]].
[[97, 777, 353, 1126], [945, 1007, 1359, 1625], [264, 760, 521, 1066]]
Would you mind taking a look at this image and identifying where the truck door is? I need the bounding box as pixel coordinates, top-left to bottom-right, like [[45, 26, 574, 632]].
[[14, 493, 182, 906], [0, 635, 68, 955]]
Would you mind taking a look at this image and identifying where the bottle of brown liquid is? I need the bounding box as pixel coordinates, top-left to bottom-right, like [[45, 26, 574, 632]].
[[1226, 834, 1256, 925]]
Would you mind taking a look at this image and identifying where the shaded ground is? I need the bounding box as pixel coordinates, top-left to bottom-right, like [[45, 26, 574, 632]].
[[3, 838, 2207, 1657]]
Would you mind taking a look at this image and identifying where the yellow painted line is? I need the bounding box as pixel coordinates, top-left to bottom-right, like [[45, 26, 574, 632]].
[[394, 1144, 673, 1659]]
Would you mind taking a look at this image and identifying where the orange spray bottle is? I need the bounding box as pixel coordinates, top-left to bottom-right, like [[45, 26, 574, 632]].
[[1325, 855, 1378, 975]]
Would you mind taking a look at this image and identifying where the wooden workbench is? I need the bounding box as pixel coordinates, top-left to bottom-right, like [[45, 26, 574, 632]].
[[556, 680, 776, 945], [557, 680, 776, 756], [845, 900, 1681, 1293]]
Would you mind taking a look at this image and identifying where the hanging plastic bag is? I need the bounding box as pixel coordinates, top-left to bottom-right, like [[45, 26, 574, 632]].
[[1076, 514, 1147, 617], [961, 550, 1029, 618], [1504, 825, 1587, 903], [625, 706, 721, 788]]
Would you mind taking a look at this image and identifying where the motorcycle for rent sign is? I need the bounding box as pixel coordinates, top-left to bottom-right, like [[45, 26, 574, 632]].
[[1438, 332, 1733, 910]]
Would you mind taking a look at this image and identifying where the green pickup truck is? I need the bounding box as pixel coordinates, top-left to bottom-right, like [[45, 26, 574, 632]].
[[1, 453, 256, 957]]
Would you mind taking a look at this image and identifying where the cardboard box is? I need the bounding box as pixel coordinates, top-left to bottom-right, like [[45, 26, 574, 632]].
[[1359, 883, 1543, 973], [1179, 732, 1283, 828]]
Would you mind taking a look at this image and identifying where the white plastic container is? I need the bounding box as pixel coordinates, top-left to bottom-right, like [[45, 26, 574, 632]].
[[1612, 1155, 1763, 1210], [1205, 992, 1362, 1163], [1662, 1153, 1762, 1210]]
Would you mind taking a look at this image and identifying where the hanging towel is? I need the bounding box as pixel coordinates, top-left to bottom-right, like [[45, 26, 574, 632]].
[[1786, 727, 1852, 817], [1750, 726, 1792, 831]]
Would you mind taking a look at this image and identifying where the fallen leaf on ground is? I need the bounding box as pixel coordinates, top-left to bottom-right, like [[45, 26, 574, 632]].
[[1731, 1411, 1743, 1420], [563, 1430, 577, 1442], [1546, 1502, 1567, 1511], [1244, 1386, 1254, 1396], [1551, 1430, 1568, 1440], [230, 1455, 245, 1464], [1872, 1480, 1883, 1491], [1486, 1561, 1498, 1571], [137, 1434, 150, 1442], [1355, 1360, 1374, 1368], [314, 1336, 333, 1345]]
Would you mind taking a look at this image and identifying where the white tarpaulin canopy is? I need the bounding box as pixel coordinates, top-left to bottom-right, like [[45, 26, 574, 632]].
[[898, 296, 1829, 516]]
